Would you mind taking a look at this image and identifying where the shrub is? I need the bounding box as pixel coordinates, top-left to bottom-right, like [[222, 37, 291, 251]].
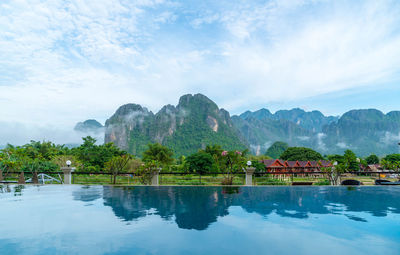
[[314, 179, 330, 186]]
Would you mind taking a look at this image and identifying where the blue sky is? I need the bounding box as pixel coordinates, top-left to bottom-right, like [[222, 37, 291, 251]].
[[1, 0, 400, 144]]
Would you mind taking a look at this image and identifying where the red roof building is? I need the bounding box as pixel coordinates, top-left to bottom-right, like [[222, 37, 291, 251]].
[[285, 161, 300, 168], [261, 159, 333, 173], [319, 160, 333, 167], [262, 159, 286, 173]]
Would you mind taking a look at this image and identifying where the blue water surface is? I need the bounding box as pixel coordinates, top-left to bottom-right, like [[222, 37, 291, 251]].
[[0, 185, 399, 255]]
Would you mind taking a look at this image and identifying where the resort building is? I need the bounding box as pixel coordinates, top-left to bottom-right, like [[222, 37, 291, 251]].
[[363, 164, 382, 172], [261, 159, 333, 175]]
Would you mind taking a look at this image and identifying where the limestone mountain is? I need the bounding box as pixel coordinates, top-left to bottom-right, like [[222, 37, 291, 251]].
[[74, 119, 104, 133], [231, 108, 337, 155], [101, 93, 400, 157], [233, 108, 400, 157], [237, 108, 338, 133], [273, 108, 338, 133], [322, 109, 400, 156], [105, 94, 247, 156]]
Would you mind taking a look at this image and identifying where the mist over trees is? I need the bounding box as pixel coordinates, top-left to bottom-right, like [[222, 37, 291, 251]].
[[265, 141, 288, 159]]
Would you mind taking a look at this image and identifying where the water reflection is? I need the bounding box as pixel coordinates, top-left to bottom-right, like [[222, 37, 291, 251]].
[[4, 185, 400, 231], [102, 186, 233, 230], [72, 185, 102, 202], [0, 185, 25, 196], [0, 185, 11, 193], [89, 186, 400, 230]]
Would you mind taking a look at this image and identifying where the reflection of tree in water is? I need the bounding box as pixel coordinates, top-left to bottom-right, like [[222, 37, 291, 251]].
[[72, 185, 102, 202], [73, 186, 400, 230], [0, 185, 25, 196], [222, 186, 240, 194], [323, 187, 400, 217], [13, 185, 25, 196], [0, 185, 12, 193], [237, 187, 400, 221], [237, 187, 331, 219], [102, 186, 235, 230]]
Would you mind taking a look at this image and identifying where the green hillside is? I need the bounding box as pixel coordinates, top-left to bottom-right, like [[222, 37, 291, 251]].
[[105, 94, 247, 157]]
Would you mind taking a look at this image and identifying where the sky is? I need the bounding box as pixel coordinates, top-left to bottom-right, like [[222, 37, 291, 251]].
[[1, 0, 400, 145]]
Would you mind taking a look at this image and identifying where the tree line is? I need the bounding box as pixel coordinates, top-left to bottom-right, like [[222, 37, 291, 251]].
[[0, 137, 250, 185], [266, 141, 400, 171], [1, 137, 399, 185]]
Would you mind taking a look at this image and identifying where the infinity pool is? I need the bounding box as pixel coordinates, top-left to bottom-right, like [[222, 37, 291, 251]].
[[0, 185, 399, 255]]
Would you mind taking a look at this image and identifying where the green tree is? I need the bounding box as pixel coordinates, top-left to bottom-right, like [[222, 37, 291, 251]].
[[280, 147, 323, 161], [248, 154, 272, 161], [383, 154, 400, 163], [323, 164, 345, 185], [365, 154, 379, 165], [202, 144, 223, 158], [0, 147, 23, 174], [72, 136, 125, 171], [20, 157, 40, 184], [135, 161, 159, 185], [105, 155, 132, 184], [342, 149, 359, 172], [142, 143, 174, 168], [22, 140, 67, 160], [327, 154, 344, 164], [200, 144, 223, 172], [381, 153, 400, 172], [186, 152, 214, 183], [265, 141, 288, 159], [220, 149, 247, 185], [250, 160, 266, 173]]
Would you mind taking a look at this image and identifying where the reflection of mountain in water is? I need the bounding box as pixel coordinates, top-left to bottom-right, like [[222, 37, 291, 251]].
[[323, 187, 400, 217], [70, 186, 400, 230], [238, 187, 331, 219], [238, 187, 400, 221], [102, 186, 233, 230]]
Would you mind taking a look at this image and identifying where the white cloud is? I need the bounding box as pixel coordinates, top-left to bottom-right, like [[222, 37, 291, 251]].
[[1, 0, 400, 144], [298, 136, 310, 141], [380, 131, 400, 145], [0, 121, 103, 145], [336, 142, 348, 149], [179, 0, 400, 111]]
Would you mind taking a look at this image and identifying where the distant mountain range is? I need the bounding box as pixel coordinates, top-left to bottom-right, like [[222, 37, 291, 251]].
[[234, 108, 400, 156], [232, 109, 339, 155], [76, 93, 400, 157]]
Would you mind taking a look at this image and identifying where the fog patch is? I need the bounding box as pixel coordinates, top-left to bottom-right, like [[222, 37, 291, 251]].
[[0, 121, 104, 146], [179, 108, 190, 118], [75, 128, 105, 144], [250, 142, 272, 155], [125, 111, 146, 121], [297, 136, 310, 141], [380, 131, 400, 145], [164, 106, 176, 116], [336, 142, 348, 149], [123, 109, 151, 123], [317, 133, 327, 151]]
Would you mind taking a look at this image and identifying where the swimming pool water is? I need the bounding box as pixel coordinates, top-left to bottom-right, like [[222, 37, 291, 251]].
[[0, 185, 399, 255]]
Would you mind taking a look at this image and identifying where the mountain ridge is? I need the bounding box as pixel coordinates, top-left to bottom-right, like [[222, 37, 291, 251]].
[[74, 94, 400, 157], [104, 93, 248, 156]]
